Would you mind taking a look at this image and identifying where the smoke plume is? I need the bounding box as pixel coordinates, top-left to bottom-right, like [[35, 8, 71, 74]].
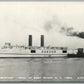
[[60, 27, 84, 39], [44, 16, 61, 32], [44, 16, 84, 39]]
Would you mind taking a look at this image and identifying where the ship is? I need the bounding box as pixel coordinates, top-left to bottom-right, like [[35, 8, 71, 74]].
[[0, 35, 83, 58], [67, 48, 84, 58]]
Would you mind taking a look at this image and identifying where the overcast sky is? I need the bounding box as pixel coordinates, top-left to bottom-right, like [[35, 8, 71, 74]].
[[0, 2, 84, 48]]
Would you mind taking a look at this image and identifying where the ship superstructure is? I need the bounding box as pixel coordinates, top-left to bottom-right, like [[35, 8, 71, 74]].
[[0, 35, 83, 57]]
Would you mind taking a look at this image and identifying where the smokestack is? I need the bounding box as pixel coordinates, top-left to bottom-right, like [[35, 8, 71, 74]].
[[29, 35, 32, 46], [41, 35, 44, 47]]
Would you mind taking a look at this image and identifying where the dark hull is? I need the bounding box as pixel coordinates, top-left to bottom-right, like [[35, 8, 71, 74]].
[[67, 53, 84, 58]]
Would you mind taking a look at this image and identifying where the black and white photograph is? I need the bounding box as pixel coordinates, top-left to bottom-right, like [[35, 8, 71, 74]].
[[0, 1, 84, 82]]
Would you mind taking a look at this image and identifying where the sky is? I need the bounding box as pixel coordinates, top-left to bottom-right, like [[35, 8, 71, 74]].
[[0, 2, 84, 48]]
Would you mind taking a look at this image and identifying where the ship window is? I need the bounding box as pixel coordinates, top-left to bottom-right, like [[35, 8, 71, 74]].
[[42, 51, 43, 53], [63, 50, 67, 53], [54, 51, 56, 53], [52, 51, 54, 53], [31, 50, 36, 53], [49, 51, 51, 53]]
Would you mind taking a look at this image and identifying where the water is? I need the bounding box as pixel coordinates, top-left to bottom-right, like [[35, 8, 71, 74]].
[[0, 56, 83, 82]]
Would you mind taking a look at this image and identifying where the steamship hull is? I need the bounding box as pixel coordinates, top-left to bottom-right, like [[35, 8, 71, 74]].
[[0, 52, 67, 57], [0, 49, 67, 57]]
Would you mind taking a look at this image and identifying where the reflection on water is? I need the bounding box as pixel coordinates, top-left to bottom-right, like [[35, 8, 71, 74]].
[[0, 56, 83, 82]]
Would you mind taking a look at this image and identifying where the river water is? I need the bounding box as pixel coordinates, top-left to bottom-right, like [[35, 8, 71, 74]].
[[0, 57, 84, 82]]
